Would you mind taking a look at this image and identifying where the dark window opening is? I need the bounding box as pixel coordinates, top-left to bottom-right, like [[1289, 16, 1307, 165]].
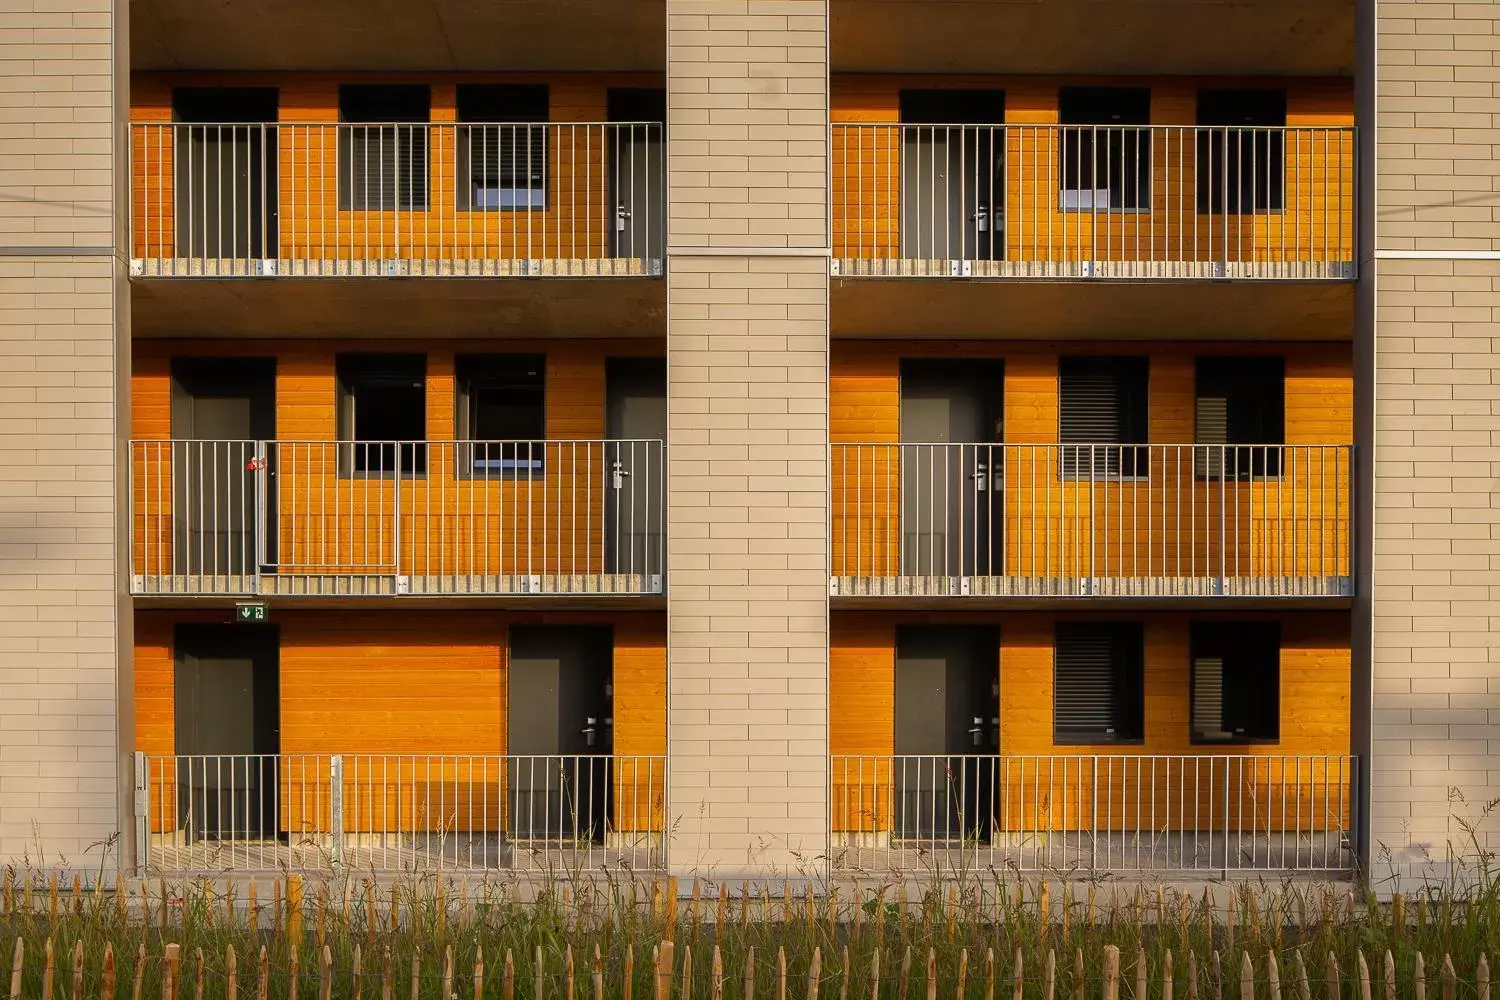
[[1195, 356, 1285, 479], [1058, 87, 1151, 211], [1054, 622, 1145, 744], [338, 85, 430, 211], [456, 85, 549, 211], [1059, 356, 1149, 479], [172, 87, 280, 124], [456, 354, 546, 477], [336, 353, 427, 475], [1196, 89, 1286, 214], [1190, 621, 1280, 744]]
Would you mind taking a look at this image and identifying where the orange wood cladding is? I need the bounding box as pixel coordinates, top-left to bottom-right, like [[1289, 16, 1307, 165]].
[[830, 610, 1352, 833], [130, 339, 664, 579], [134, 609, 666, 837], [130, 72, 662, 261], [830, 340, 1353, 581], [831, 75, 1355, 264]]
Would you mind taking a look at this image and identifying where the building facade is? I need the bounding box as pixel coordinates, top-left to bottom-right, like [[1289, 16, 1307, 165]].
[[0, 0, 1486, 888]]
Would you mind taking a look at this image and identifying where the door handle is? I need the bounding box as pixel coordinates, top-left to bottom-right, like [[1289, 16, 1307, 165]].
[[611, 460, 631, 489], [971, 463, 988, 492], [972, 205, 989, 232], [616, 202, 631, 232]]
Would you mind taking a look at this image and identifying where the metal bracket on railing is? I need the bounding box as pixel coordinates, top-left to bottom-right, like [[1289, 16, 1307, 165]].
[[255, 260, 279, 277], [395, 575, 411, 595], [329, 755, 345, 867], [828, 577, 840, 597], [829, 259, 841, 277], [650, 574, 663, 594], [128, 259, 145, 278], [948, 260, 972, 277]]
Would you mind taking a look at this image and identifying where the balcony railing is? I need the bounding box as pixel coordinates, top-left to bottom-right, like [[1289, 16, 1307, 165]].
[[130, 122, 664, 277], [831, 444, 1352, 598], [831, 754, 1357, 874], [129, 439, 665, 596], [832, 125, 1355, 279], [135, 752, 666, 873]]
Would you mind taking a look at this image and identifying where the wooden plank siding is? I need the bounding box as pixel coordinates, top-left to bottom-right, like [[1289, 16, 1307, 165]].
[[130, 338, 665, 581], [129, 72, 662, 263], [829, 340, 1353, 584], [134, 609, 667, 837], [830, 75, 1355, 266], [830, 610, 1352, 834]]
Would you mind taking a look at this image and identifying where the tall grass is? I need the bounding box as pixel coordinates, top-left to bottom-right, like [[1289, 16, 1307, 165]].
[[3, 865, 1499, 1000]]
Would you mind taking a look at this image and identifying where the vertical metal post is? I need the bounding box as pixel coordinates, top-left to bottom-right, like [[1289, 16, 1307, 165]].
[[330, 754, 346, 867], [133, 751, 151, 876]]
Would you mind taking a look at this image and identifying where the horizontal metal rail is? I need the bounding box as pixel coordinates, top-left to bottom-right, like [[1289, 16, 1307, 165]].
[[832, 124, 1355, 279], [130, 122, 665, 277], [830, 754, 1357, 874], [129, 439, 665, 596], [136, 752, 667, 874], [830, 443, 1352, 598]]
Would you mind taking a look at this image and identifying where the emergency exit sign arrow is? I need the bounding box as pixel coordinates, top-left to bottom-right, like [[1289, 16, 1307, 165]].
[[235, 602, 268, 622]]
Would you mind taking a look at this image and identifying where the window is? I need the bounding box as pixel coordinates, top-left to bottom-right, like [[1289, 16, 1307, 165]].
[[1059, 356, 1149, 479], [336, 354, 427, 475], [1058, 87, 1151, 211], [456, 85, 549, 211], [1190, 622, 1280, 743], [1054, 622, 1144, 744], [338, 85, 430, 211], [1196, 89, 1286, 214], [1195, 357, 1285, 479], [456, 354, 546, 477]]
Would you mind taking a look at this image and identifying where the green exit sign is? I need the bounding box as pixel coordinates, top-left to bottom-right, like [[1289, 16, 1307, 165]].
[[235, 602, 268, 623]]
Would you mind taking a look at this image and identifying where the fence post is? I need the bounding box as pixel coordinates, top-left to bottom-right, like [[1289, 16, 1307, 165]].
[[329, 756, 345, 866], [133, 752, 151, 877]]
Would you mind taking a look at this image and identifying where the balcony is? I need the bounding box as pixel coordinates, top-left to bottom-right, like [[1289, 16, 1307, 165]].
[[135, 752, 665, 874], [129, 439, 664, 598], [830, 754, 1356, 875], [130, 122, 664, 279], [832, 125, 1355, 282], [830, 444, 1352, 600]]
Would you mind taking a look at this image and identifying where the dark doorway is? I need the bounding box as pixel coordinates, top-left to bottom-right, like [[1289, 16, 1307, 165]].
[[173, 624, 280, 842], [899, 359, 1005, 577], [606, 358, 667, 584], [608, 89, 667, 265], [894, 626, 1000, 840], [507, 627, 615, 843], [899, 90, 1006, 261], [170, 358, 276, 578], [172, 88, 279, 260]]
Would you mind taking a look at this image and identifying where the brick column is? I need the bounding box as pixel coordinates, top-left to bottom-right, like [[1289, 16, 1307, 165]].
[[1370, 0, 1500, 889], [664, 0, 831, 874], [0, 0, 127, 871]]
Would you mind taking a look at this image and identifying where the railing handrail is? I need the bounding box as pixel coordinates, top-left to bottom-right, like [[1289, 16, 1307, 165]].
[[131, 437, 665, 445], [132, 120, 664, 129], [831, 441, 1351, 448], [834, 122, 1354, 133]]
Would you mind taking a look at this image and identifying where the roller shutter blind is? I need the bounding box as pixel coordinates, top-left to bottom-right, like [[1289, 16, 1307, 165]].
[[456, 85, 550, 211], [338, 85, 431, 212], [1054, 622, 1144, 743], [1190, 621, 1280, 743], [1059, 356, 1148, 478]]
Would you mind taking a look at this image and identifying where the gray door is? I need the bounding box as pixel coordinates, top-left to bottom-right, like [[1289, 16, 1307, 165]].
[[172, 88, 279, 260], [507, 627, 614, 842], [900, 361, 1004, 577], [894, 626, 999, 840], [173, 624, 279, 842], [608, 89, 666, 267], [606, 359, 666, 585], [170, 358, 276, 579], [900, 129, 1003, 261]]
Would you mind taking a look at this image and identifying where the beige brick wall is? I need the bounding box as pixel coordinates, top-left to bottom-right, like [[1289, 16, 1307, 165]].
[[1373, 0, 1500, 886], [0, 0, 123, 871], [665, 0, 831, 873]]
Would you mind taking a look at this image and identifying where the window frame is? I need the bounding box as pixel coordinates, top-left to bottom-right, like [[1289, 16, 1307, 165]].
[[455, 84, 550, 213], [1195, 89, 1288, 216], [336, 85, 432, 213], [1057, 87, 1154, 214], [1189, 621, 1281, 745], [1193, 356, 1286, 481], [1052, 621, 1146, 746], [335, 353, 428, 478], [454, 353, 548, 480], [1058, 355, 1151, 482]]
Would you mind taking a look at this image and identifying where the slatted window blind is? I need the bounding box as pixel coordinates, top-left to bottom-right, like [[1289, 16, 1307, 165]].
[[456, 85, 550, 211], [337, 86, 431, 212], [1190, 621, 1280, 743], [1053, 622, 1144, 744], [1059, 356, 1149, 479]]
